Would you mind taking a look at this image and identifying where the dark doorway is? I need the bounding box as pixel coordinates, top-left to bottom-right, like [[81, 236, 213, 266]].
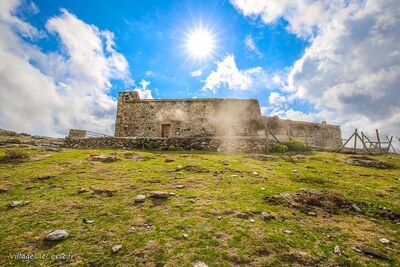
[[161, 124, 171, 138]]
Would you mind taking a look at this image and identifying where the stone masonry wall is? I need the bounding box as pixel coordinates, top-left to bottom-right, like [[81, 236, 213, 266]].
[[115, 92, 263, 138], [64, 137, 268, 152], [265, 117, 342, 148]]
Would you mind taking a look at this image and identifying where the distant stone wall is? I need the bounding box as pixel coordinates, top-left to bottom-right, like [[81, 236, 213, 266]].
[[115, 92, 263, 138], [68, 129, 87, 138], [64, 137, 268, 152], [265, 117, 342, 148]]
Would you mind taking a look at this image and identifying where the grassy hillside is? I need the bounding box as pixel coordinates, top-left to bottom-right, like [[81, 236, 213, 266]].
[[0, 146, 399, 266]]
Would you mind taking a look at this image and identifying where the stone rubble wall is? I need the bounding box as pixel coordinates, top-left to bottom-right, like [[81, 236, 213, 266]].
[[64, 137, 268, 152]]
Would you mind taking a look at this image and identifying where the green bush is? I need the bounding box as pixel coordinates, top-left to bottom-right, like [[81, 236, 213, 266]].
[[287, 138, 307, 151], [271, 143, 288, 153]]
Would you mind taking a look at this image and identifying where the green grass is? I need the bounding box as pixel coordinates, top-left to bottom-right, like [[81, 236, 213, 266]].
[[0, 146, 399, 266]]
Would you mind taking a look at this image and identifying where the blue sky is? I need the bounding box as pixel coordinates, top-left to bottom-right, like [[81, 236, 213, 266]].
[[0, 0, 399, 137]]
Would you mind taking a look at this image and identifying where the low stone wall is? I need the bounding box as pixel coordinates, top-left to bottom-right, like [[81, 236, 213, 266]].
[[64, 137, 268, 152]]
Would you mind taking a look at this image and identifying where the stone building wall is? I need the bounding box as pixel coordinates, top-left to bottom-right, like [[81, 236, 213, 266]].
[[265, 116, 342, 148], [115, 92, 263, 138], [64, 136, 268, 152]]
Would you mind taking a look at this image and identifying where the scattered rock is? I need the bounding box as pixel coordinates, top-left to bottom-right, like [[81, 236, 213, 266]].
[[175, 185, 185, 189], [150, 191, 169, 198], [90, 154, 117, 163], [249, 219, 255, 223], [261, 212, 274, 221], [334, 171, 340, 174], [190, 199, 196, 203], [293, 169, 298, 173], [334, 245, 341, 255], [230, 175, 238, 177], [83, 218, 94, 224], [217, 216, 222, 220], [165, 157, 174, 163], [253, 171, 259, 176], [193, 261, 208, 267], [176, 165, 184, 170], [112, 244, 122, 253], [7, 201, 22, 209], [183, 233, 188, 239], [351, 246, 362, 253], [131, 155, 150, 161], [379, 238, 390, 244], [307, 211, 317, 216], [361, 246, 390, 260], [284, 230, 293, 235], [169, 192, 176, 196], [261, 187, 266, 190], [134, 194, 146, 203], [45, 230, 69, 241], [352, 203, 362, 212]]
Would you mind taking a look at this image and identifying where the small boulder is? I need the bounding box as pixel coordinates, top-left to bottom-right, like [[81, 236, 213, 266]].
[[284, 230, 293, 235], [45, 230, 69, 241], [361, 246, 390, 260], [176, 185, 185, 189], [334, 245, 341, 255], [379, 238, 390, 244], [91, 154, 117, 163], [134, 194, 146, 203], [7, 201, 22, 209], [112, 244, 122, 253], [165, 157, 174, 163], [82, 218, 94, 224], [150, 191, 169, 198], [261, 211, 274, 221], [193, 261, 208, 267]]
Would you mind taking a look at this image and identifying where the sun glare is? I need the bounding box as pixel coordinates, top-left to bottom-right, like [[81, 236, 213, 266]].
[[186, 28, 215, 59]]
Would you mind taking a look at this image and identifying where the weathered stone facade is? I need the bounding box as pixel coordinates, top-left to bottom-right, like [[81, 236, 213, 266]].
[[115, 92, 263, 138], [265, 116, 342, 149]]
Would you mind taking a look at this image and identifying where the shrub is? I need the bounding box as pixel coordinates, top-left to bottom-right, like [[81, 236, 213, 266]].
[[3, 149, 29, 161], [271, 143, 288, 153], [287, 138, 307, 152]]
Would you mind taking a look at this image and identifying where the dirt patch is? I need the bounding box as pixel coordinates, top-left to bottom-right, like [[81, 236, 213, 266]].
[[372, 209, 400, 221], [265, 189, 355, 214], [344, 156, 396, 169], [123, 152, 151, 161], [283, 251, 320, 266], [176, 165, 210, 173], [32, 175, 55, 182], [90, 187, 116, 197], [248, 154, 277, 162]]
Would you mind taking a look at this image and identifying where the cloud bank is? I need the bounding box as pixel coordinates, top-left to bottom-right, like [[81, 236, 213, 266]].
[[0, 0, 131, 136], [231, 0, 400, 135]]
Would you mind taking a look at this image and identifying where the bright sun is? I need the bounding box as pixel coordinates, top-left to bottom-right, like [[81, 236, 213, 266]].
[[186, 28, 215, 59]]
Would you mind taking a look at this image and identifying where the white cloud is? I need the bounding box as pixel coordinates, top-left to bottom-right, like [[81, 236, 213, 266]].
[[0, 0, 131, 136], [231, 0, 400, 136], [245, 35, 262, 57], [133, 79, 153, 99], [268, 92, 286, 106], [202, 54, 278, 93], [190, 69, 202, 77]]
